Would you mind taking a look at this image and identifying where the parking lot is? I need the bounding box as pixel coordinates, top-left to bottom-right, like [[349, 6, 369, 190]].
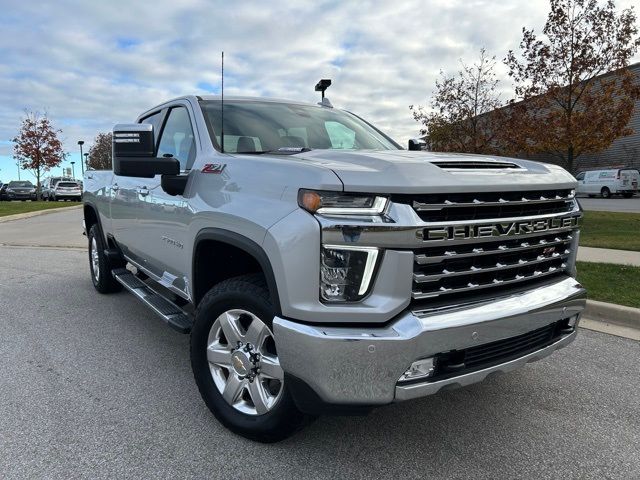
[[0, 210, 639, 479], [577, 196, 640, 213]]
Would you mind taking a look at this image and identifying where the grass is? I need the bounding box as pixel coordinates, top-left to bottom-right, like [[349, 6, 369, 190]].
[[578, 211, 640, 252], [0, 200, 79, 217], [577, 261, 640, 308]]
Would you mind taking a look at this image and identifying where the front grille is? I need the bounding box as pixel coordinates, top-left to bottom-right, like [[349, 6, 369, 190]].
[[394, 189, 575, 222], [412, 232, 571, 302], [429, 320, 569, 381], [406, 189, 580, 309]]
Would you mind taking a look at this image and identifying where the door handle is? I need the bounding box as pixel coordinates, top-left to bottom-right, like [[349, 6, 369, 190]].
[[136, 186, 149, 197], [111, 184, 119, 192]]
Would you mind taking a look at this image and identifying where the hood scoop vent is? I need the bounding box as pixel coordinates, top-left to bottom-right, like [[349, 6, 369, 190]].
[[431, 160, 523, 171]]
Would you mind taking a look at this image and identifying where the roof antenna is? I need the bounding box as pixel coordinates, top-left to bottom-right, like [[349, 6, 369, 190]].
[[220, 51, 225, 153], [315, 79, 333, 108]]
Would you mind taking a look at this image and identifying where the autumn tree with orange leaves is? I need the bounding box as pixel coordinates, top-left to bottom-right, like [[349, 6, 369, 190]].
[[505, 0, 640, 173], [12, 112, 66, 199], [87, 132, 113, 170]]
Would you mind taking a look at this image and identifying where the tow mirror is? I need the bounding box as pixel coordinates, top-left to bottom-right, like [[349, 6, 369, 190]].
[[408, 138, 427, 151], [112, 124, 179, 178]]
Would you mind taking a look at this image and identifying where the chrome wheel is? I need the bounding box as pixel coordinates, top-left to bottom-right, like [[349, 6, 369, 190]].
[[90, 237, 100, 282], [207, 309, 284, 415]]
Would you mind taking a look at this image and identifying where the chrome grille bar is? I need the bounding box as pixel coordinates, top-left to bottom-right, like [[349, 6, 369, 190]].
[[413, 193, 575, 211], [412, 264, 566, 300], [414, 252, 569, 283], [415, 235, 573, 265]]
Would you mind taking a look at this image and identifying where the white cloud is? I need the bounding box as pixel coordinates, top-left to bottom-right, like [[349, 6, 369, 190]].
[[0, 0, 638, 181]]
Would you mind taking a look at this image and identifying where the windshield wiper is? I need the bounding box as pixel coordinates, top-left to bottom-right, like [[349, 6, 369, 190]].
[[236, 147, 312, 155]]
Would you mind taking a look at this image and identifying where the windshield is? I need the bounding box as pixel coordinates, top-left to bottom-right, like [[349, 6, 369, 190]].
[[200, 100, 399, 153], [9, 181, 33, 188]]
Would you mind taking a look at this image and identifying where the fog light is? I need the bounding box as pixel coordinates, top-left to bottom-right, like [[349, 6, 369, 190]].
[[398, 357, 435, 383]]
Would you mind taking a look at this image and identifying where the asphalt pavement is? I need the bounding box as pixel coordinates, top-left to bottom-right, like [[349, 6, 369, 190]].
[[577, 196, 640, 213], [0, 206, 85, 248], [0, 212, 639, 478]]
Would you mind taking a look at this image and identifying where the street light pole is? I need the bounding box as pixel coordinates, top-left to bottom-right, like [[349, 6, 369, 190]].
[[78, 140, 85, 176], [71, 161, 76, 179]]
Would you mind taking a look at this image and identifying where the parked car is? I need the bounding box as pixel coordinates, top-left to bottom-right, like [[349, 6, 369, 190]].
[[42, 176, 75, 200], [3, 180, 36, 201], [575, 168, 639, 198], [83, 94, 585, 442], [50, 180, 82, 201]]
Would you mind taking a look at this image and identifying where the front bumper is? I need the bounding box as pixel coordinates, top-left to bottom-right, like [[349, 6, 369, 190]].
[[7, 193, 35, 200], [273, 276, 586, 406]]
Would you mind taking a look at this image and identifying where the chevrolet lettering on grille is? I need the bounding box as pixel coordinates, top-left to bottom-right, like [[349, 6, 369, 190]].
[[420, 215, 579, 241]]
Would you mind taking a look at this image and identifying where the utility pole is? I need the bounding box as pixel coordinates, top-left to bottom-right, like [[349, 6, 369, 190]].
[[78, 140, 85, 176], [16, 161, 20, 180]]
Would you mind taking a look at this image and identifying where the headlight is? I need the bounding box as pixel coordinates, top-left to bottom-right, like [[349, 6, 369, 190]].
[[320, 245, 379, 302], [299, 189, 387, 215]]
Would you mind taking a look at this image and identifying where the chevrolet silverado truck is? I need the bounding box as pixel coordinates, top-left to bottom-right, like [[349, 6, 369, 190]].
[[83, 95, 586, 442]]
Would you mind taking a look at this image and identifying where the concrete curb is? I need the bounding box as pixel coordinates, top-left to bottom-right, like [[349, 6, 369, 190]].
[[0, 205, 82, 224], [583, 299, 640, 331]]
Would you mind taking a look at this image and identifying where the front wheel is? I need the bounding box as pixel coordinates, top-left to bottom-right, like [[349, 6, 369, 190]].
[[87, 224, 122, 293], [190, 275, 309, 442]]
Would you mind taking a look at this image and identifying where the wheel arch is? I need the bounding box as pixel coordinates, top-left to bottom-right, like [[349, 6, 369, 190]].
[[192, 228, 282, 315]]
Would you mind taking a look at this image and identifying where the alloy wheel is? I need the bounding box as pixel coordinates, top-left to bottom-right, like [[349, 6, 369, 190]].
[[206, 309, 284, 415]]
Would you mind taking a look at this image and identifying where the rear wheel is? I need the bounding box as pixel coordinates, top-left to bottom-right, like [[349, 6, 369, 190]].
[[87, 224, 122, 293], [190, 275, 309, 442], [601, 187, 611, 199]]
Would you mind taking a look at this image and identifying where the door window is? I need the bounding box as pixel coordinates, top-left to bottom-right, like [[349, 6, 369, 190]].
[[157, 107, 196, 170], [325, 121, 356, 149]]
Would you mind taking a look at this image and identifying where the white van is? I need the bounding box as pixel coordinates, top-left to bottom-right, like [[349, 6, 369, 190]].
[[575, 168, 639, 198]]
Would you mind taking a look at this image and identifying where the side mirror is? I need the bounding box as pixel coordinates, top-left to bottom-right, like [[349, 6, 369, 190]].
[[112, 124, 180, 178], [408, 138, 427, 151]]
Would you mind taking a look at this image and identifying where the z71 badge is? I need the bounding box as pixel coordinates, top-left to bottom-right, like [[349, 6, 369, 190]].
[[202, 163, 227, 174]]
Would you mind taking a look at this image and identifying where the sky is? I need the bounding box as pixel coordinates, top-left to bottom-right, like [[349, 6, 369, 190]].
[[0, 0, 638, 182]]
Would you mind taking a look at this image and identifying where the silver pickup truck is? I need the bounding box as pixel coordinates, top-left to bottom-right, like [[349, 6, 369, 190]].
[[83, 95, 586, 442]]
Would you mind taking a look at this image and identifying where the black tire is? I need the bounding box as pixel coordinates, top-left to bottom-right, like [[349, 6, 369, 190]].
[[601, 187, 611, 199], [87, 224, 122, 293], [190, 274, 309, 443]]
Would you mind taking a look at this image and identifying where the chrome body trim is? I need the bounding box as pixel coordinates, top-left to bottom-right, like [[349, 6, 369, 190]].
[[273, 276, 586, 405], [319, 201, 581, 249]]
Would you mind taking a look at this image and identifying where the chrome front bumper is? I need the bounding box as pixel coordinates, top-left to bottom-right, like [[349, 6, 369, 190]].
[[273, 276, 586, 406]]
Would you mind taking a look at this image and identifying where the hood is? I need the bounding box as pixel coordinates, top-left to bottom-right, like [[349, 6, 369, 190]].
[[274, 150, 577, 194]]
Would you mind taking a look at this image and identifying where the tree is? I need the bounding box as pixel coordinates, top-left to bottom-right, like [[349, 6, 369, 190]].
[[12, 112, 65, 200], [410, 48, 507, 154], [505, 0, 640, 172], [87, 132, 113, 170]]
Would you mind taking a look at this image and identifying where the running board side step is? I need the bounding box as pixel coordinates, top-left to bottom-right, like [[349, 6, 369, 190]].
[[112, 268, 193, 334]]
